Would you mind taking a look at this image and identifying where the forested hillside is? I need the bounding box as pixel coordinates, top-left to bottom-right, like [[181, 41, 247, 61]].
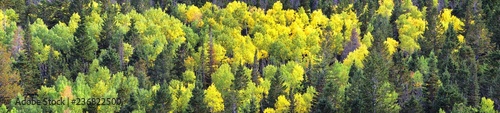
[[1, 0, 500, 112]]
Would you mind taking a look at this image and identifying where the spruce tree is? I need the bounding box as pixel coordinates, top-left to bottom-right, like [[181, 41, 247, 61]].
[[421, 0, 439, 55], [346, 64, 371, 113], [424, 51, 441, 112], [264, 68, 285, 109], [482, 0, 500, 47], [457, 45, 480, 107]]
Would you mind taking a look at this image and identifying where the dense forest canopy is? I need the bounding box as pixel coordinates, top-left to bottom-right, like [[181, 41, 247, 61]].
[[0, 0, 500, 112]]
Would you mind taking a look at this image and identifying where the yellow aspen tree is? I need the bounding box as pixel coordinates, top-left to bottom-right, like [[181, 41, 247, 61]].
[[293, 87, 316, 113], [204, 84, 225, 112], [280, 61, 304, 94], [396, 0, 426, 54], [29, 19, 56, 62], [186, 5, 203, 23], [168, 80, 195, 113], [342, 44, 369, 69], [376, 0, 395, 18], [264, 108, 276, 113], [480, 97, 496, 113], [231, 30, 256, 65], [438, 9, 465, 44], [212, 63, 234, 93], [0, 9, 19, 46], [0, 44, 22, 105], [274, 95, 290, 113], [130, 8, 186, 64], [84, 1, 104, 42], [384, 37, 399, 57]]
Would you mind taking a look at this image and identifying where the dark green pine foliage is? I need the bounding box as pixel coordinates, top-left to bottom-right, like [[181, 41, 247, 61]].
[[421, 0, 439, 55], [233, 65, 249, 90], [225, 86, 238, 113], [438, 24, 459, 75], [263, 68, 285, 109], [354, 0, 376, 39], [451, 102, 478, 113], [299, 0, 310, 12], [346, 64, 372, 113], [118, 67, 139, 113], [313, 64, 347, 113], [148, 46, 179, 84], [314, 71, 336, 113], [316, 0, 335, 17], [12, 27, 41, 95], [359, 54, 378, 113], [456, 45, 480, 107], [152, 81, 171, 113], [370, 14, 392, 52], [230, 65, 251, 112], [478, 50, 500, 101], [402, 96, 424, 113], [99, 3, 118, 53], [102, 1, 126, 73], [449, 0, 467, 19], [0, 0, 27, 27], [320, 26, 337, 65], [44, 48, 71, 86], [148, 29, 188, 84], [98, 49, 121, 73], [390, 51, 412, 105], [464, 0, 494, 63], [71, 23, 98, 75], [187, 74, 207, 112], [401, 56, 425, 113], [365, 52, 400, 113], [389, 0, 402, 40], [424, 51, 441, 113], [132, 0, 152, 13], [347, 52, 395, 113], [333, 0, 352, 14], [434, 69, 466, 112], [69, 0, 91, 16], [482, 0, 500, 47], [416, 0, 426, 9], [309, 61, 329, 113], [31, 0, 72, 28], [125, 18, 141, 64]]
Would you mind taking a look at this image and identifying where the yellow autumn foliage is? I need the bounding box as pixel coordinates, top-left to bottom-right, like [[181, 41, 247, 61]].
[[264, 108, 276, 113], [212, 43, 227, 63], [123, 42, 134, 63], [275, 95, 290, 113], [204, 84, 224, 112], [343, 44, 369, 69], [231, 29, 256, 65], [396, 0, 426, 54], [186, 5, 202, 22], [458, 34, 465, 43], [384, 37, 399, 57], [114, 13, 131, 35], [440, 9, 464, 32], [310, 10, 329, 28], [68, 13, 81, 34], [376, 0, 395, 18], [0, 10, 4, 28], [294, 87, 316, 113], [363, 32, 374, 48], [280, 62, 305, 93]]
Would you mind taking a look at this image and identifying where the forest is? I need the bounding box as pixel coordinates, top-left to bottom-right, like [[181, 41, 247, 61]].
[[0, 0, 500, 112]]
